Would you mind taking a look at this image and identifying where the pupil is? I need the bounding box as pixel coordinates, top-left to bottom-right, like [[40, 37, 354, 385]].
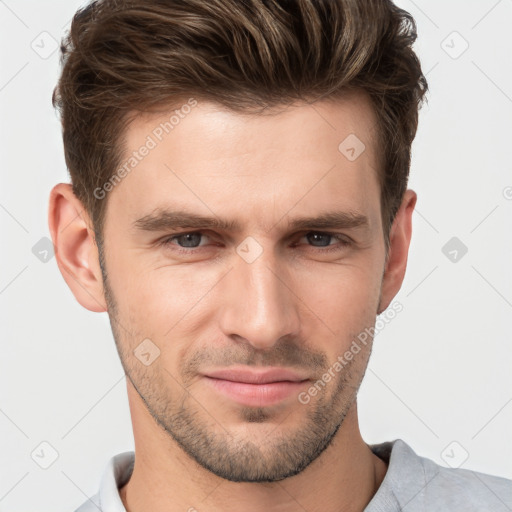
[[308, 232, 330, 247], [179, 233, 201, 247]]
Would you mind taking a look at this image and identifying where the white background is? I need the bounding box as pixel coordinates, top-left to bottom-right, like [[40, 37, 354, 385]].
[[1, 0, 511, 510]]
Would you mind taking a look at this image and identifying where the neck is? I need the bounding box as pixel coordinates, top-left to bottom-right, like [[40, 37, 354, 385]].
[[120, 381, 388, 512]]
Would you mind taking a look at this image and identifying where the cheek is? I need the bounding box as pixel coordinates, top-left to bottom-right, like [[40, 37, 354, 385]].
[[294, 264, 381, 337], [114, 263, 223, 339]]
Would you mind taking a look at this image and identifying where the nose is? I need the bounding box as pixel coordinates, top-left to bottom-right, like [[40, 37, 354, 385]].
[[218, 246, 301, 351]]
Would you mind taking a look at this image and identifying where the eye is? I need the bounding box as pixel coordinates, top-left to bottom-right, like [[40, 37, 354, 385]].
[[160, 231, 212, 252], [297, 231, 352, 252]]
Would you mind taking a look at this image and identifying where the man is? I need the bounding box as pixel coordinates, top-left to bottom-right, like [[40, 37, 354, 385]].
[[48, 0, 511, 511]]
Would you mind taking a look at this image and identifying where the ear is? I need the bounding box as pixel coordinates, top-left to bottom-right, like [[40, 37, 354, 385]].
[[377, 189, 417, 314], [48, 183, 107, 312]]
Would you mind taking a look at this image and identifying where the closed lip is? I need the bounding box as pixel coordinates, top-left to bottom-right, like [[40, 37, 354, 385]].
[[203, 367, 309, 384]]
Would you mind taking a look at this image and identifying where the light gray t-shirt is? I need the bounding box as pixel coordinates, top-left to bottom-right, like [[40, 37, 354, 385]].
[[75, 439, 512, 511]]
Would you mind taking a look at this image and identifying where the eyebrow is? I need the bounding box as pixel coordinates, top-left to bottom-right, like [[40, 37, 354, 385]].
[[132, 209, 370, 234]]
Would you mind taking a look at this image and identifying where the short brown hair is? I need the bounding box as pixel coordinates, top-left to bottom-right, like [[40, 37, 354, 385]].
[[53, 0, 428, 250]]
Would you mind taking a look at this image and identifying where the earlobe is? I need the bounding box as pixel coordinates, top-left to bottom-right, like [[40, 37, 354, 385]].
[[48, 183, 107, 312], [377, 189, 417, 314]]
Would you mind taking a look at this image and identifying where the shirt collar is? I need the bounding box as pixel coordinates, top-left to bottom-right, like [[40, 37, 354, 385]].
[[98, 451, 134, 511], [365, 438, 435, 511]]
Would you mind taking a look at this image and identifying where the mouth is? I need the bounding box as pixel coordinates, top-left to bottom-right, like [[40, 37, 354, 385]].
[[202, 367, 310, 407]]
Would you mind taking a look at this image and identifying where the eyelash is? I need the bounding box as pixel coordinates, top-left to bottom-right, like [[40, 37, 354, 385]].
[[158, 231, 352, 255]]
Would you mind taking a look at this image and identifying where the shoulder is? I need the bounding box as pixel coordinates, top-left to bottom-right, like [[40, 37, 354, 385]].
[[368, 439, 512, 511], [419, 455, 512, 511]]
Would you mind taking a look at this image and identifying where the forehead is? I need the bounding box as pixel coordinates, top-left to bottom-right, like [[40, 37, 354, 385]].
[[106, 91, 382, 233], [127, 90, 379, 166]]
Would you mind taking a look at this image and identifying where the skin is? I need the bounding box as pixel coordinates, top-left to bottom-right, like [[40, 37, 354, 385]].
[[49, 90, 416, 512]]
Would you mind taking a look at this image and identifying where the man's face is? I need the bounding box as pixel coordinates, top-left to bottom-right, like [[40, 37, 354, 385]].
[[101, 92, 387, 482]]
